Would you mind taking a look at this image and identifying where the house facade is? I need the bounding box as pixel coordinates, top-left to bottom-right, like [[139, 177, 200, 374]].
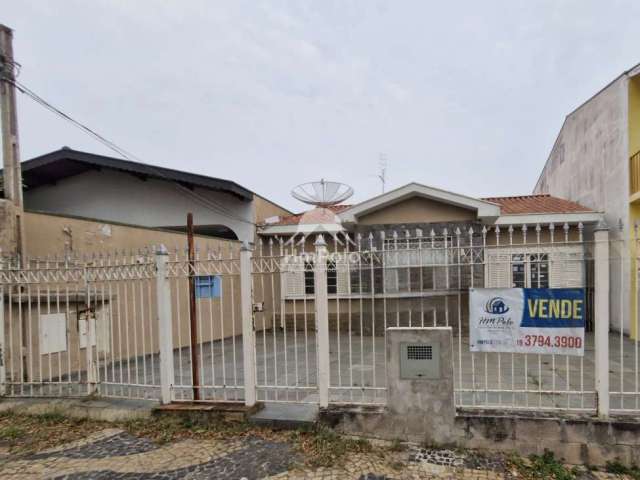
[[534, 63, 640, 338], [257, 183, 601, 333]]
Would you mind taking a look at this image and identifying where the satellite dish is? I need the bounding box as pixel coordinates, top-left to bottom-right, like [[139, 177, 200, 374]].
[[291, 179, 354, 207]]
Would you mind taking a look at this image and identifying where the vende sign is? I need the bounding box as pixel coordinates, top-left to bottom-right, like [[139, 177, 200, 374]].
[[469, 288, 585, 356]]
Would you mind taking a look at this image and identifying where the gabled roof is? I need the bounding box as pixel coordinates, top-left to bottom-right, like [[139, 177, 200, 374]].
[[13, 147, 253, 201], [259, 190, 598, 233], [482, 194, 592, 215], [339, 182, 501, 223]]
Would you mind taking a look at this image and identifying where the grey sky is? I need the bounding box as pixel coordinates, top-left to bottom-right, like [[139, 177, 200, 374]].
[[3, 1, 640, 212]]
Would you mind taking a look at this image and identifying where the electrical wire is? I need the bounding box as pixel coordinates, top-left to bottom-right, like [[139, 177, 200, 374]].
[[0, 73, 256, 227]]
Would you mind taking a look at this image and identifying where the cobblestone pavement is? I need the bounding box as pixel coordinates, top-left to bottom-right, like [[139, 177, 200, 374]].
[[0, 428, 625, 480]]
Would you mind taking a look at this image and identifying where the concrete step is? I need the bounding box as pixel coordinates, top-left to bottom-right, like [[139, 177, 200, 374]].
[[154, 401, 261, 422], [249, 402, 318, 429]]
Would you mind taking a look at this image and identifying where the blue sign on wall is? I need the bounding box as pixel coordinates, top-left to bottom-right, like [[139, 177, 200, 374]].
[[195, 275, 222, 299]]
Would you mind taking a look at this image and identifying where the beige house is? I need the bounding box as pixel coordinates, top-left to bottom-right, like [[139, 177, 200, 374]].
[[256, 183, 602, 333]]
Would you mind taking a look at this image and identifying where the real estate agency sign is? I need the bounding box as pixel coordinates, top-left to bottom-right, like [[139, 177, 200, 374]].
[[469, 288, 585, 356]]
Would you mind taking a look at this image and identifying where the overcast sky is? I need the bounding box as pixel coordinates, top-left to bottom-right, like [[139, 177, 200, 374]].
[[3, 1, 640, 212]]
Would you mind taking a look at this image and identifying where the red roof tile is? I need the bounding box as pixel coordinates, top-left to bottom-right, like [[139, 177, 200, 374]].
[[262, 195, 593, 227], [264, 204, 351, 226], [481, 194, 592, 215]]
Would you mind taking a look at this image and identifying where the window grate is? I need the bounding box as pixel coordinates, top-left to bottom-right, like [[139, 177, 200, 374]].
[[407, 345, 432, 360]]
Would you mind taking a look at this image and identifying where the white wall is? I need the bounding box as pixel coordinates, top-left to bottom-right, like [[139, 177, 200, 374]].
[[534, 74, 631, 333], [24, 169, 255, 242], [534, 75, 629, 235]]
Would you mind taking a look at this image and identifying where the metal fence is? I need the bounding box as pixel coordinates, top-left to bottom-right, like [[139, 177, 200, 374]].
[[0, 252, 160, 400], [0, 224, 638, 418], [609, 234, 640, 414], [275, 224, 599, 411]]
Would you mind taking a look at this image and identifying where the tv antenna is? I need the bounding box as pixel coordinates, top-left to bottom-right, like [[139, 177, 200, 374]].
[[291, 179, 354, 207], [377, 154, 387, 193]]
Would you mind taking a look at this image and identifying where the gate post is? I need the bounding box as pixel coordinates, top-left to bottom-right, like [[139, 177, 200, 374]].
[[240, 242, 257, 407], [156, 245, 175, 405], [314, 235, 330, 408], [594, 222, 610, 418], [84, 266, 98, 395], [0, 288, 5, 396]]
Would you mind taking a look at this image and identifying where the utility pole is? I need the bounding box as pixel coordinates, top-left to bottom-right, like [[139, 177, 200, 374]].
[[0, 24, 25, 262]]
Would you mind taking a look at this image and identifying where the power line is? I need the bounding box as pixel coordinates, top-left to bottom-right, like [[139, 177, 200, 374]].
[[0, 74, 256, 226]]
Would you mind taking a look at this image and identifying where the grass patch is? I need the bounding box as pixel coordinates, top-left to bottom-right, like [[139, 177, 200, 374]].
[[0, 410, 393, 472], [121, 414, 256, 445], [0, 425, 25, 441], [389, 438, 406, 452], [605, 459, 640, 479], [508, 449, 578, 480], [0, 410, 106, 455], [291, 425, 373, 468]]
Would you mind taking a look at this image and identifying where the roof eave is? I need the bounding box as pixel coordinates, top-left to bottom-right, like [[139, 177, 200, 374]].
[[18, 148, 254, 201], [494, 211, 603, 225], [258, 223, 345, 236]]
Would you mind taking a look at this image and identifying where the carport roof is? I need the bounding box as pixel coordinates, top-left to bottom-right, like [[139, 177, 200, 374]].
[[12, 147, 253, 201]]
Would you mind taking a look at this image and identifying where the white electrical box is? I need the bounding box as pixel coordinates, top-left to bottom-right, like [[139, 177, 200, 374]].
[[39, 313, 68, 355]]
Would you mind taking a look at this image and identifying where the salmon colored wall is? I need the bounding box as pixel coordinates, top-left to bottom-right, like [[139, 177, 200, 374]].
[[356, 196, 476, 225]]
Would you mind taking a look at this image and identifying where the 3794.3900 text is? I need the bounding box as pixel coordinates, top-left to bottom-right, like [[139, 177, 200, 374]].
[[517, 335, 582, 349]]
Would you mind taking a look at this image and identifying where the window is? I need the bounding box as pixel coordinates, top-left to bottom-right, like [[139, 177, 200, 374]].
[[195, 275, 222, 298], [530, 253, 549, 288], [304, 261, 315, 295], [486, 245, 584, 289], [327, 260, 337, 295], [510, 253, 549, 288], [511, 254, 526, 288], [303, 261, 337, 295], [350, 254, 383, 294], [381, 236, 452, 293]]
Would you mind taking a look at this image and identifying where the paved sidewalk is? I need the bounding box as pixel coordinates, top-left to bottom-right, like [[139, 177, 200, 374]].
[[0, 426, 627, 480]]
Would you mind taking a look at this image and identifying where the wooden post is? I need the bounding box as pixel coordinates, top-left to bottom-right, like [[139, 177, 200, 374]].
[[187, 213, 200, 401]]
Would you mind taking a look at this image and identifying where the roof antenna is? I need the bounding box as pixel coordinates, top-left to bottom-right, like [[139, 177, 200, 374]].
[[377, 154, 387, 193]]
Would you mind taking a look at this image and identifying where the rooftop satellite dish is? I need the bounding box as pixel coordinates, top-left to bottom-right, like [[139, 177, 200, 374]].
[[291, 179, 354, 207]]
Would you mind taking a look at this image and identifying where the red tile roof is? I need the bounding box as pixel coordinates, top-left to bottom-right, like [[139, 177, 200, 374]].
[[482, 194, 592, 215], [264, 204, 351, 226], [262, 195, 593, 227]]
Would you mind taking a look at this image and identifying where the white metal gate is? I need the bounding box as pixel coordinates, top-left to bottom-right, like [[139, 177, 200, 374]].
[[252, 238, 319, 403]]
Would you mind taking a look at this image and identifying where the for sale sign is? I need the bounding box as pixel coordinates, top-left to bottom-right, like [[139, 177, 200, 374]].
[[469, 288, 585, 356]]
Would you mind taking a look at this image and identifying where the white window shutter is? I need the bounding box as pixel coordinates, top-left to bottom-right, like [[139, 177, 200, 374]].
[[280, 256, 304, 298], [485, 248, 511, 288], [548, 245, 585, 288], [336, 259, 349, 295]]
